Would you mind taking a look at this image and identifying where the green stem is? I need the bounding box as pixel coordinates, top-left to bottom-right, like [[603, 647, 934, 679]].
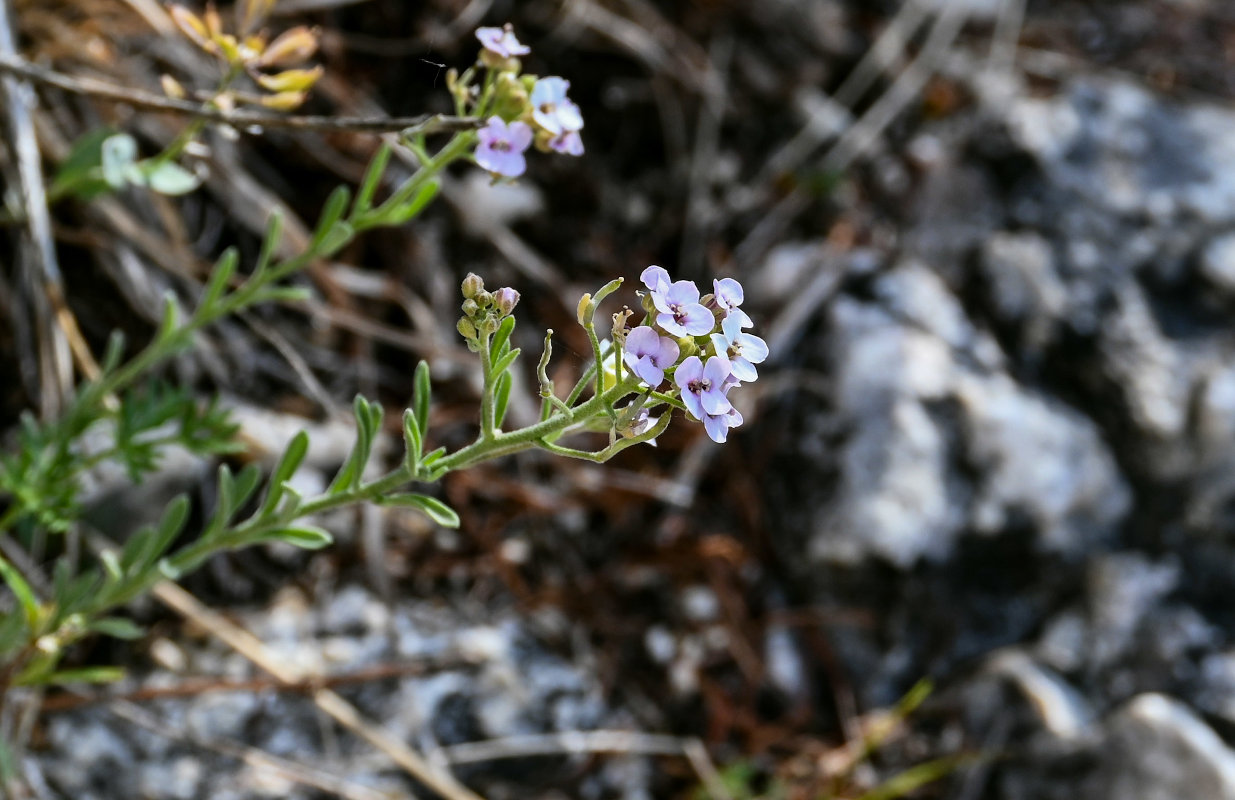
[[477, 331, 497, 440]]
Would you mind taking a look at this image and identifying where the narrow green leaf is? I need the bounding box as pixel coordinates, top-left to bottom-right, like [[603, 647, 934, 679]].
[[312, 186, 351, 252], [378, 494, 459, 528], [490, 316, 516, 365], [41, 666, 126, 686], [253, 210, 284, 279], [316, 220, 354, 258], [265, 525, 333, 549], [494, 371, 512, 429], [259, 431, 309, 517], [0, 557, 41, 630], [402, 408, 421, 470], [158, 293, 180, 339], [157, 558, 183, 580], [420, 446, 447, 467], [100, 330, 126, 374], [250, 286, 312, 304], [53, 568, 101, 620], [413, 360, 431, 440], [492, 348, 521, 378], [201, 248, 238, 312], [351, 142, 392, 221], [232, 463, 262, 512], [119, 526, 158, 576], [374, 178, 440, 226], [89, 617, 145, 640], [100, 551, 123, 581], [214, 463, 236, 529], [147, 494, 191, 565], [276, 481, 303, 518]]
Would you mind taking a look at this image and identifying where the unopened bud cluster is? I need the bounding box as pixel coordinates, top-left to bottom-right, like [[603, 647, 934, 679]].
[[457, 273, 520, 348]]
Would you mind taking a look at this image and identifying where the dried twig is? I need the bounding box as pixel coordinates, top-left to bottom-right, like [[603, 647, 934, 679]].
[[0, 53, 479, 136]]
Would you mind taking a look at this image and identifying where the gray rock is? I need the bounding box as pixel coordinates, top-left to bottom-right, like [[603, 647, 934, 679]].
[[1202, 233, 1235, 293], [1092, 693, 1235, 800], [816, 264, 1128, 566]]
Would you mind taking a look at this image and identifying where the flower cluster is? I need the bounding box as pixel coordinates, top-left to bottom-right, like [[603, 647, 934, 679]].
[[168, 3, 322, 111], [463, 24, 585, 179], [621, 266, 768, 443], [456, 272, 520, 348]]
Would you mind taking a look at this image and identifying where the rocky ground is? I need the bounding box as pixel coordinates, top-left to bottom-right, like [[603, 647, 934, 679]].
[[8, 0, 1235, 798]]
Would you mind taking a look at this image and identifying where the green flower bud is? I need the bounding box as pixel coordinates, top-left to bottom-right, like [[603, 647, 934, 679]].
[[461, 298, 479, 317], [457, 317, 477, 340], [474, 290, 493, 308], [676, 336, 699, 359], [461, 272, 484, 299]]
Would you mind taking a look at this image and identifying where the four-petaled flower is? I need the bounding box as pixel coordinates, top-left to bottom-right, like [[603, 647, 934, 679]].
[[651, 279, 714, 337], [475, 117, 533, 178], [702, 405, 743, 444], [476, 24, 530, 58], [711, 314, 768, 383], [623, 326, 679, 387], [531, 77, 584, 136], [676, 355, 733, 417], [712, 277, 752, 328]]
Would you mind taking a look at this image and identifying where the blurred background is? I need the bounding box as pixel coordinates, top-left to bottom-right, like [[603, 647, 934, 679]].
[[5, 0, 1235, 797]]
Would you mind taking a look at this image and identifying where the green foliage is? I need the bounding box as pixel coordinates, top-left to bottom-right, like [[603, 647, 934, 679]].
[[50, 129, 201, 202]]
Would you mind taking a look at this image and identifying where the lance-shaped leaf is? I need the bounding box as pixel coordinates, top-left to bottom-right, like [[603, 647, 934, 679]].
[[261, 525, 333, 549], [119, 494, 190, 576], [494, 372, 513, 429], [327, 396, 383, 494], [377, 493, 459, 528], [258, 430, 310, 518], [352, 142, 392, 222], [490, 316, 516, 366], [402, 408, 422, 472], [311, 186, 351, 253], [413, 361, 431, 440]]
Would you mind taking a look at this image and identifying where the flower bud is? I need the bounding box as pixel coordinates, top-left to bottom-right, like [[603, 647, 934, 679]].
[[493, 287, 520, 315], [577, 293, 594, 325], [457, 317, 477, 340], [479, 317, 499, 337], [461, 272, 484, 299], [479, 50, 520, 72], [461, 298, 479, 317], [474, 290, 493, 308], [676, 336, 699, 359], [493, 72, 530, 121]]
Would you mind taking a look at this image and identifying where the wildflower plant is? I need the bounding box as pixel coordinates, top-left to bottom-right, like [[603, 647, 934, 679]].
[[0, 21, 765, 712]]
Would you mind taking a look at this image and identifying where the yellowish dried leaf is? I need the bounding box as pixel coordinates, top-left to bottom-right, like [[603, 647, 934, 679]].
[[257, 66, 324, 94], [168, 6, 210, 49], [259, 90, 308, 111], [256, 26, 318, 68]]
